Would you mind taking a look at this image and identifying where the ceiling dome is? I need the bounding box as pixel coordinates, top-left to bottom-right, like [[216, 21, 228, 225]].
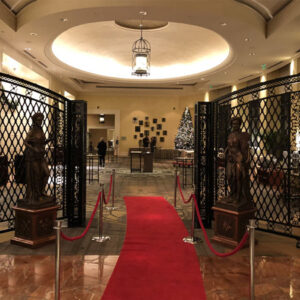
[[51, 21, 230, 81]]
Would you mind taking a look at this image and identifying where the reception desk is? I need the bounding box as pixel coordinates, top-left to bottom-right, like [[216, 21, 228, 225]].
[[129, 149, 153, 173]]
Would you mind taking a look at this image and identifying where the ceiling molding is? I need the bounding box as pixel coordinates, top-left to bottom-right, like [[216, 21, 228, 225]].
[[0, 1, 16, 30], [235, 0, 292, 21], [1, 0, 37, 14], [115, 19, 168, 30], [96, 85, 183, 90]]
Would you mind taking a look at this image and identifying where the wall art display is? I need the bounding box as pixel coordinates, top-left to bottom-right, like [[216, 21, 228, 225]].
[[156, 131, 160, 136], [153, 118, 157, 123], [145, 121, 150, 127], [163, 130, 167, 136], [140, 133, 144, 137], [134, 135, 137, 139], [160, 137, 165, 142], [135, 126, 140, 132], [133, 117, 138, 123], [144, 130, 150, 136], [151, 126, 155, 131], [162, 118, 166, 122], [157, 124, 162, 130], [139, 120, 143, 125], [145, 116, 149, 120]]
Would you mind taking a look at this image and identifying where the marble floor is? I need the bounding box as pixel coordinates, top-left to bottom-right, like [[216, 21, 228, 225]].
[[0, 157, 299, 299]]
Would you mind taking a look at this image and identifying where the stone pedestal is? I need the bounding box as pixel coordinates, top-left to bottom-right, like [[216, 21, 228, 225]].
[[211, 205, 256, 248], [11, 205, 58, 248]]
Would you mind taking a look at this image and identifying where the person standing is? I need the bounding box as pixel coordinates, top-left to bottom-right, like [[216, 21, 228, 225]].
[[143, 136, 150, 148], [97, 138, 107, 168], [150, 136, 156, 153]]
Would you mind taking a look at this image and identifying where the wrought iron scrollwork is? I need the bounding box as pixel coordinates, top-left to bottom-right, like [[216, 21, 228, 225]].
[[196, 73, 300, 238], [0, 72, 86, 232]]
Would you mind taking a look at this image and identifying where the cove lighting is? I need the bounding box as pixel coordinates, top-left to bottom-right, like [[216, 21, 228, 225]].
[[52, 21, 230, 80]]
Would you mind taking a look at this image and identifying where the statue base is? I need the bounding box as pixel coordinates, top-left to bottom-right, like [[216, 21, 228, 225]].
[[11, 204, 58, 248], [211, 203, 256, 248], [17, 195, 56, 210]]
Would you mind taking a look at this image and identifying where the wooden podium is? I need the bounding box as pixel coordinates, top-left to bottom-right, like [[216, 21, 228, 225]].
[[211, 204, 256, 248], [143, 151, 153, 172], [11, 205, 58, 248]]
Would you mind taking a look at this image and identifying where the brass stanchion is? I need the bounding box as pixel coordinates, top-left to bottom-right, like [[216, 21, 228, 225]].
[[247, 219, 256, 300], [54, 220, 62, 300], [174, 170, 178, 208], [183, 186, 201, 244], [92, 184, 111, 243], [106, 169, 118, 211], [183, 198, 198, 244]]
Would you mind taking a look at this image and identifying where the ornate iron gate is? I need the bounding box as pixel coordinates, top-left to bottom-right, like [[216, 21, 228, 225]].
[[0, 73, 86, 232], [195, 74, 300, 239]]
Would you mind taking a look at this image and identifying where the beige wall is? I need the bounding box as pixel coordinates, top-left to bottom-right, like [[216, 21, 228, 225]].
[[0, 37, 77, 97], [90, 129, 107, 151], [87, 114, 115, 129], [79, 90, 200, 156]]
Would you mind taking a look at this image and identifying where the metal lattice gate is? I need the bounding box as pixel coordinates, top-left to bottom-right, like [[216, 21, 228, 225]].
[[195, 74, 300, 239], [0, 73, 86, 232]]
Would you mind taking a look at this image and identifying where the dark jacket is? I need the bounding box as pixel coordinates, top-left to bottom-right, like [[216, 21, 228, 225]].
[[143, 136, 150, 147], [97, 141, 107, 155]]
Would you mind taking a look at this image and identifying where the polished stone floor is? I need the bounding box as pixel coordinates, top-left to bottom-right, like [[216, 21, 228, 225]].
[[0, 157, 299, 299]]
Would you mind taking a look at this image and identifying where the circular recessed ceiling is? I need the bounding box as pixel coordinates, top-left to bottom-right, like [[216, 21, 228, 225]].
[[51, 21, 230, 81], [115, 19, 168, 30]]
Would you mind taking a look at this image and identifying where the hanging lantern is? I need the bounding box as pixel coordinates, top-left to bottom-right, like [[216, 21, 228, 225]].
[[132, 14, 151, 76]]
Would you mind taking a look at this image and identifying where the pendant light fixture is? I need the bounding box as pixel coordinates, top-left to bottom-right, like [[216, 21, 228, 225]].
[[132, 11, 151, 76]]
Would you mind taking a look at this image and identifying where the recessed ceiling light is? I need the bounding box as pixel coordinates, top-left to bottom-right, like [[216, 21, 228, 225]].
[[60, 18, 69, 22], [30, 32, 38, 36], [220, 22, 227, 26], [139, 11, 147, 16], [200, 78, 206, 81], [244, 37, 249, 42], [249, 52, 256, 56]]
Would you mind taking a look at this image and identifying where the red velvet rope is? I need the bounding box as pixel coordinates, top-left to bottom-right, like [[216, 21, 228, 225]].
[[61, 191, 101, 241], [177, 175, 193, 204], [102, 174, 113, 205], [192, 194, 249, 257]]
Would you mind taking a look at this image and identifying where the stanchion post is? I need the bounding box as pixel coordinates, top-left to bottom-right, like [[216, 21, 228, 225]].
[[54, 220, 62, 300], [112, 169, 115, 207], [183, 196, 198, 244], [183, 185, 201, 244], [92, 184, 111, 243], [248, 219, 256, 300], [174, 169, 177, 208], [106, 169, 118, 211]]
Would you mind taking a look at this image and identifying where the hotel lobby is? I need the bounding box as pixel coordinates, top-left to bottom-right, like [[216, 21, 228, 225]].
[[0, 0, 299, 299]]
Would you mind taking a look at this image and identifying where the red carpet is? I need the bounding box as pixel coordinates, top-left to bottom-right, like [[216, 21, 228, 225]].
[[101, 196, 206, 300]]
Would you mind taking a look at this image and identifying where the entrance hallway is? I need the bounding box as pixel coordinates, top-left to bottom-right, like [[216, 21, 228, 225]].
[[0, 158, 299, 299]]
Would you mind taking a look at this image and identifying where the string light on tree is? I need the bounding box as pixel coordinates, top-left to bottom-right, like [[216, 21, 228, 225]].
[[174, 107, 194, 150]]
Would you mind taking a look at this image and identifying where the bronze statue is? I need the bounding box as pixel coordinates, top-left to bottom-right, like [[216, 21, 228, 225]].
[[222, 117, 251, 207], [21, 112, 54, 208]]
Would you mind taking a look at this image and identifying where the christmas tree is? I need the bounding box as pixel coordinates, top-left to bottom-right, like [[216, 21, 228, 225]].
[[174, 107, 194, 150]]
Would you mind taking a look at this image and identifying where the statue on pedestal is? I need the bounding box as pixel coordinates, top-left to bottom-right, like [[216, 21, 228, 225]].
[[19, 112, 55, 209], [219, 117, 252, 209], [212, 117, 255, 247]]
